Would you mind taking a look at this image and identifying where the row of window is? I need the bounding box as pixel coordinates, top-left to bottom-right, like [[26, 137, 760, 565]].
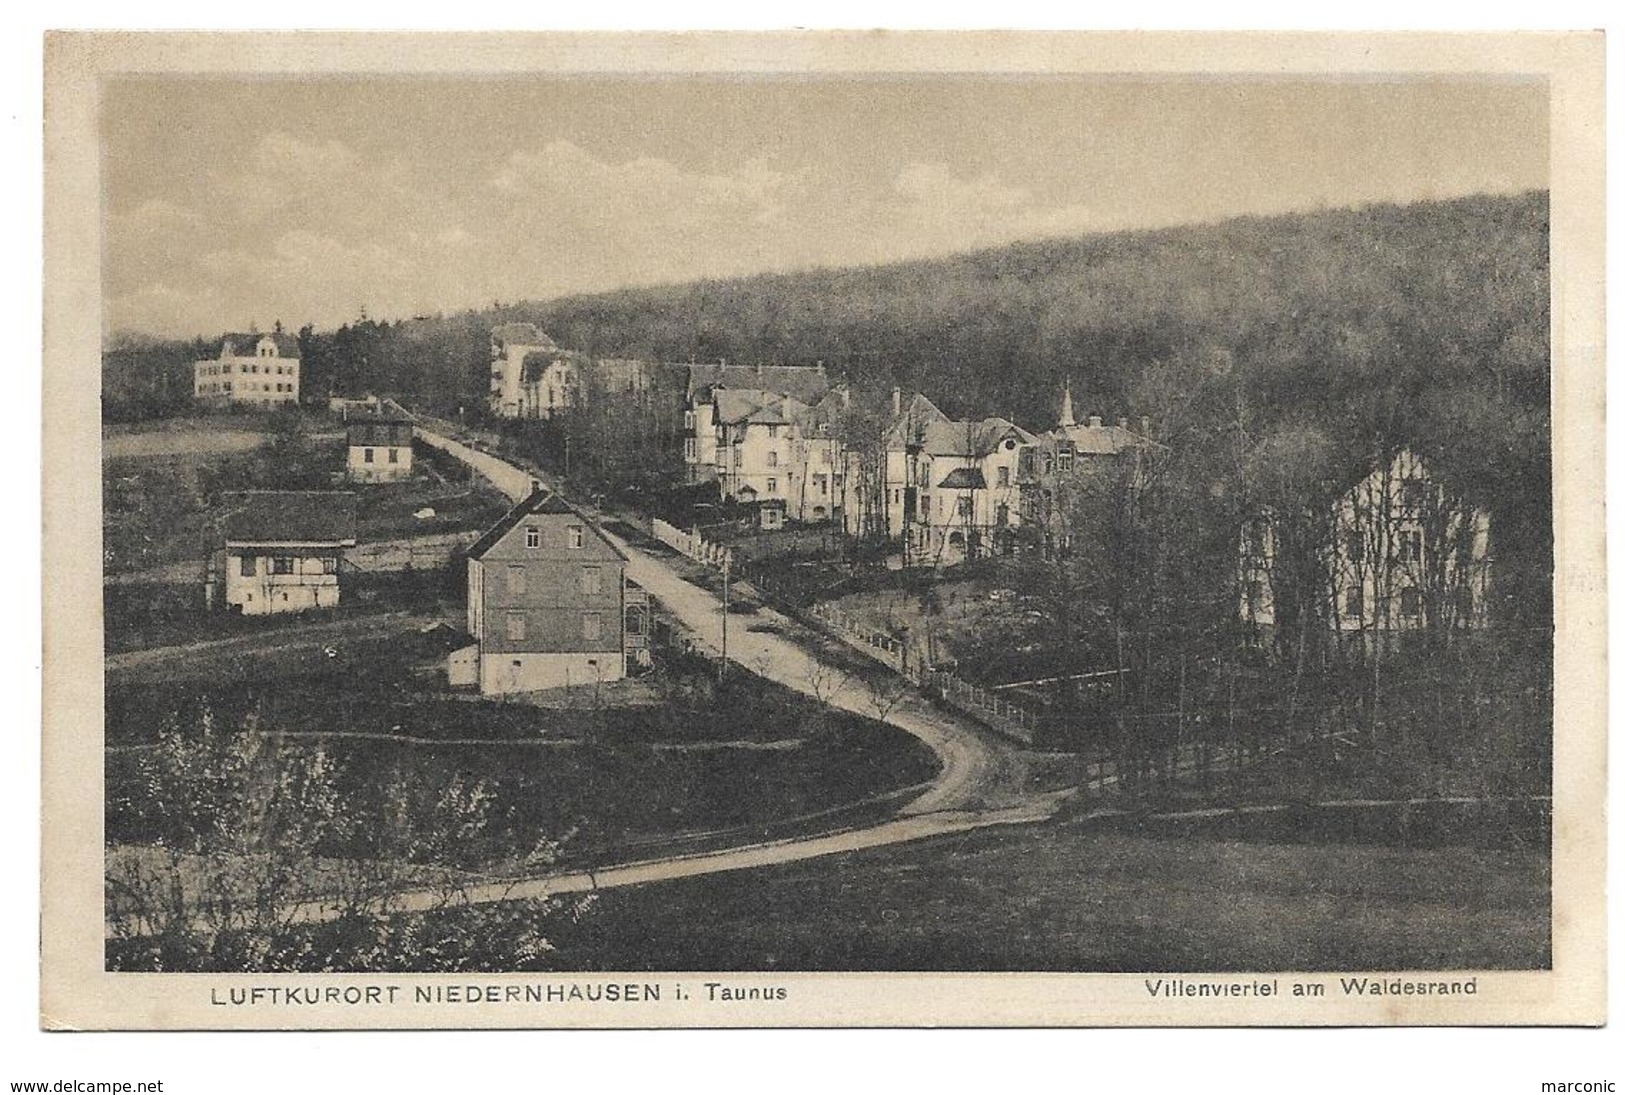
[[239, 555, 338, 576], [506, 564, 603, 595], [360, 447, 403, 464], [200, 363, 296, 376], [196, 382, 295, 394], [505, 612, 603, 642], [523, 524, 586, 549]]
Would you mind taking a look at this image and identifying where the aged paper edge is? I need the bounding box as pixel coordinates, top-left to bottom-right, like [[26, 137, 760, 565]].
[[41, 29, 1606, 1030]]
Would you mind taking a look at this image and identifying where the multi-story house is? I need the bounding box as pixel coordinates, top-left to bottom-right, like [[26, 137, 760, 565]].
[[344, 400, 415, 482], [205, 491, 357, 615], [193, 331, 300, 408], [462, 487, 646, 694], [897, 415, 1036, 567], [681, 362, 832, 485], [1239, 449, 1492, 647], [488, 323, 585, 419], [1018, 384, 1156, 558]]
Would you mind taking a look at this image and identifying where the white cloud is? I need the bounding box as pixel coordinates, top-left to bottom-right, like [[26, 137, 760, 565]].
[[888, 162, 1097, 247]]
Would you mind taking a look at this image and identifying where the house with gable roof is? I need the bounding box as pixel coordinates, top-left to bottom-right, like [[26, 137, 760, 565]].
[[1017, 381, 1159, 558], [193, 331, 301, 408], [680, 362, 832, 485], [900, 414, 1037, 566], [205, 491, 357, 615], [462, 487, 647, 693], [489, 323, 586, 419]]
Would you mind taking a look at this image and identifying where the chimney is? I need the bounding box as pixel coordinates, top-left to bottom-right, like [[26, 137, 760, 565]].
[[892, 387, 902, 417], [1058, 379, 1076, 429], [1088, 414, 1103, 429], [1118, 416, 1128, 430]]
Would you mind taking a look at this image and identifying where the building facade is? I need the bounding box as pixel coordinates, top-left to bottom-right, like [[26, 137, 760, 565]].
[[1018, 386, 1157, 559], [207, 491, 357, 615], [1239, 449, 1492, 644], [193, 332, 301, 407], [489, 323, 585, 419], [681, 362, 832, 485], [464, 488, 642, 694], [898, 416, 1035, 566], [345, 402, 415, 482]]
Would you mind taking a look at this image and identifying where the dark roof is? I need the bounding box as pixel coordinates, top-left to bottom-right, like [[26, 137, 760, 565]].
[[684, 362, 830, 404], [1051, 421, 1150, 455], [914, 417, 1036, 458], [465, 488, 629, 562], [218, 332, 300, 359], [491, 322, 556, 348], [936, 466, 987, 490], [221, 491, 357, 545], [345, 398, 414, 424]]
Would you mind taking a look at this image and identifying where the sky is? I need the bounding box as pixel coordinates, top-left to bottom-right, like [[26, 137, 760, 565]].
[[101, 75, 1549, 339]]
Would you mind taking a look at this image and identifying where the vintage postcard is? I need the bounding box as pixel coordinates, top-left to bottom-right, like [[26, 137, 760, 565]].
[[41, 30, 1604, 1029]]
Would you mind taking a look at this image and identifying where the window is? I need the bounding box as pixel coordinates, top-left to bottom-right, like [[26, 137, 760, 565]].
[[364, 448, 375, 463], [767, 425, 778, 439], [1345, 586, 1364, 618], [1245, 579, 1265, 610], [507, 566, 526, 595], [1057, 447, 1074, 472], [813, 474, 827, 495], [568, 525, 585, 549], [1397, 530, 1423, 563], [997, 465, 1010, 488], [388, 448, 399, 464], [765, 478, 777, 493], [239, 555, 256, 577], [506, 613, 526, 641], [1346, 533, 1365, 563], [1399, 478, 1428, 509], [525, 526, 541, 549], [684, 410, 696, 430], [582, 612, 602, 641], [684, 438, 696, 459], [321, 556, 338, 575], [1399, 586, 1422, 617], [766, 450, 778, 467], [271, 557, 294, 575], [580, 566, 602, 595], [996, 503, 1009, 527], [957, 497, 974, 519]]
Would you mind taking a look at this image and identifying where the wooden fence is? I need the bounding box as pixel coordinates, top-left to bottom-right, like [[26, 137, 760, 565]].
[[810, 603, 1042, 745], [650, 517, 734, 569]]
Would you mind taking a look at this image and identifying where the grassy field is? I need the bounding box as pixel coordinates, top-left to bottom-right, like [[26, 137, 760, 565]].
[[533, 817, 1551, 972], [106, 656, 940, 870]]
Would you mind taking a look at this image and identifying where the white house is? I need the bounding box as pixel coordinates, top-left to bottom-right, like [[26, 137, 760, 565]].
[[898, 416, 1036, 566], [489, 323, 585, 419], [193, 331, 300, 407], [207, 491, 358, 615], [681, 362, 832, 485], [1239, 449, 1492, 644], [345, 400, 415, 482]]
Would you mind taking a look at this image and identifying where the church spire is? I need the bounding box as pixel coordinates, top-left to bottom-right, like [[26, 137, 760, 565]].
[[1058, 377, 1076, 429]]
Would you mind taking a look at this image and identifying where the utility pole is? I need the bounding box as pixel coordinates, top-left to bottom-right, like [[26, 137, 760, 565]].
[[720, 549, 730, 681]]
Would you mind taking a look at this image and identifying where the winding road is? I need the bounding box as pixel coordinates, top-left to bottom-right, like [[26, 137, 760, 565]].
[[256, 426, 1068, 924]]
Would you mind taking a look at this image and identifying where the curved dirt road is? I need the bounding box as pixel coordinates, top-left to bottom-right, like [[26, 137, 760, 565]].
[[275, 428, 1072, 925]]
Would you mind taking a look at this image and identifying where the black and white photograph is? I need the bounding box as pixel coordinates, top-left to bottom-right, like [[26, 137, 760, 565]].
[[38, 30, 1606, 1031]]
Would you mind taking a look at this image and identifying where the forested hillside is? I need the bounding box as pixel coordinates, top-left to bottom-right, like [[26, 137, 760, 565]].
[[105, 190, 1550, 621]]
